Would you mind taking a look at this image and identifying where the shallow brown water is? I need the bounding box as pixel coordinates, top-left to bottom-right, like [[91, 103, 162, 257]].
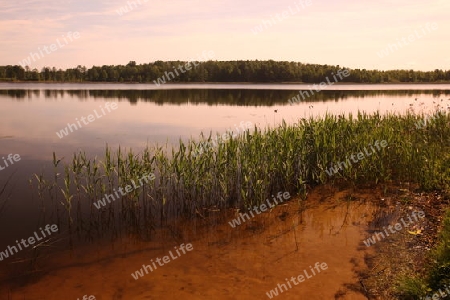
[[1, 186, 380, 299]]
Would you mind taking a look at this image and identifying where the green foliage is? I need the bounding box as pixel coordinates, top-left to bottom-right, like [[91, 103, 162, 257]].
[[395, 276, 429, 299], [428, 209, 450, 289], [34, 112, 450, 241], [396, 209, 450, 299], [2, 61, 450, 83]]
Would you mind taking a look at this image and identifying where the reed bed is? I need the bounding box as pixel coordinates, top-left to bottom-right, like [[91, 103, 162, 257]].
[[33, 111, 450, 242]]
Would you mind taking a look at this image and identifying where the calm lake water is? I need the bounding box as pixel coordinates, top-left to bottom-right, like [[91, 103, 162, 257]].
[[0, 83, 449, 243]]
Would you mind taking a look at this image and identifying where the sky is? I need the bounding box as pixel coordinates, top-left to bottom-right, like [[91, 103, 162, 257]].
[[1, 0, 449, 71]]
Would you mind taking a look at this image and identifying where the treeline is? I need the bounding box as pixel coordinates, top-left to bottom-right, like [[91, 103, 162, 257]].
[[1, 60, 449, 83]]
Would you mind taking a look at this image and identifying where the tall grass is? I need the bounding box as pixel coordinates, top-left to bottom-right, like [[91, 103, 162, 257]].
[[0, 171, 15, 216], [33, 111, 450, 241], [428, 209, 450, 288]]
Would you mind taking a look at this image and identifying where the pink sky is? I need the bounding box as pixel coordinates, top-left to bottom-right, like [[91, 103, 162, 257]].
[[1, 0, 449, 71]]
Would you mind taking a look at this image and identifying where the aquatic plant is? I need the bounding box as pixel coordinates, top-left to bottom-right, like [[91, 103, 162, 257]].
[[33, 111, 450, 242]]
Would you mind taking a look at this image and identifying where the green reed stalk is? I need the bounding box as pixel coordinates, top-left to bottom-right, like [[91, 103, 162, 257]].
[[35, 111, 450, 244]]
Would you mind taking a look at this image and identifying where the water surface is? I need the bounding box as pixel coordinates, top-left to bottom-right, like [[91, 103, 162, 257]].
[[0, 83, 449, 242]]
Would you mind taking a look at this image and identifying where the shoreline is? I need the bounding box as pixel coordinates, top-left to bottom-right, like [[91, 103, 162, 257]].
[[1, 81, 450, 85]]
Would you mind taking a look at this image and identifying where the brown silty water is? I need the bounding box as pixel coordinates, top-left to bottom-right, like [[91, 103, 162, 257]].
[[1, 186, 380, 299]]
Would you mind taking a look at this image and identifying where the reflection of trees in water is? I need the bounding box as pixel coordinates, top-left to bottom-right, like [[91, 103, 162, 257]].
[[1, 89, 450, 106]]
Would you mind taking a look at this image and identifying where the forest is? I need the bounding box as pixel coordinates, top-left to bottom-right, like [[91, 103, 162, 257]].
[[1, 60, 449, 83]]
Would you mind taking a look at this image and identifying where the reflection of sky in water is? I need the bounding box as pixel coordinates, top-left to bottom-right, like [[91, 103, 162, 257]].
[[0, 84, 449, 243]]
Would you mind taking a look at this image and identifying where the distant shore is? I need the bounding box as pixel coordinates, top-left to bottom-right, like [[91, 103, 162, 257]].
[[1, 80, 450, 85]]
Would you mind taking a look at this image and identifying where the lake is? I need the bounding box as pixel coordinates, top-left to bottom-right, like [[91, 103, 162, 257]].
[[0, 83, 449, 240], [1, 83, 449, 299]]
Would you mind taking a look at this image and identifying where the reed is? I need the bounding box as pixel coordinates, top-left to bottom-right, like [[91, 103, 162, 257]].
[[34, 111, 450, 242], [0, 171, 15, 216]]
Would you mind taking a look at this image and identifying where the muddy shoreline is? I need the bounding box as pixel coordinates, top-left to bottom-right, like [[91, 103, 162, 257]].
[[0, 183, 448, 299]]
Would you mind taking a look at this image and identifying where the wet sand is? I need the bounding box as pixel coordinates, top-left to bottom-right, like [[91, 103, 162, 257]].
[[1, 186, 379, 299]]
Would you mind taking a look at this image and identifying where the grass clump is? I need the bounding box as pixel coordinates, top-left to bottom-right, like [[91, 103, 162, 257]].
[[33, 111, 450, 242]]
